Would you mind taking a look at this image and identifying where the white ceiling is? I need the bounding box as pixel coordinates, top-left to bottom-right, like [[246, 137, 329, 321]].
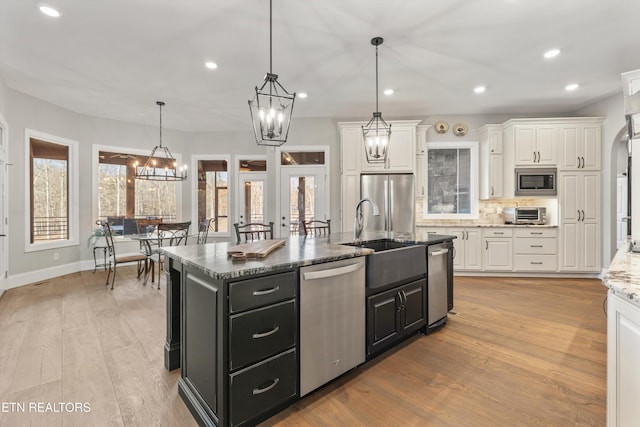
[[1, 0, 640, 132]]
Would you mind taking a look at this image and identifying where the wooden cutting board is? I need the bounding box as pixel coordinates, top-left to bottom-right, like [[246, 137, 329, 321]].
[[227, 239, 286, 260]]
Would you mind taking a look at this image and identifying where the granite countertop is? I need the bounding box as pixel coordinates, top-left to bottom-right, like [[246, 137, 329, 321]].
[[603, 238, 640, 307], [162, 231, 455, 280], [417, 223, 558, 228]]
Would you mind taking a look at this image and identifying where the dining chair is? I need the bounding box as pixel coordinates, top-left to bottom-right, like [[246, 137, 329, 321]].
[[233, 222, 274, 242], [301, 219, 331, 236], [148, 221, 192, 288], [98, 220, 149, 290], [197, 218, 214, 244]]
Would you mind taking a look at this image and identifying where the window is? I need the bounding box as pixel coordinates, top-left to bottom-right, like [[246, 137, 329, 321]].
[[196, 157, 229, 233], [236, 158, 267, 225], [424, 141, 478, 220], [97, 149, 178, 221], [26, 130, 79, 250]]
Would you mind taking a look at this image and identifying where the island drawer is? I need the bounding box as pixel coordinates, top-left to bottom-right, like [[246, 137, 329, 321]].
[[514, 254, 557, 271], [229, 300, 296, 371], [229, 271, 296, 313], [229, 348, 297, 427]]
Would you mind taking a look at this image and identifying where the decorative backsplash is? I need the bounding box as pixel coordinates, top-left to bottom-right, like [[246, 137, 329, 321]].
[[415, 197, 558, 226]]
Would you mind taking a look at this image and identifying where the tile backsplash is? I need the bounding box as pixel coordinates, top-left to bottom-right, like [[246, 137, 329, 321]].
[[415, 197, 558, 226]]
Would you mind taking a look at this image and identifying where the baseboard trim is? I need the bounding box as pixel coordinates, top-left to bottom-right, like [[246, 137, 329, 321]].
[[7, 260, 97, 289]]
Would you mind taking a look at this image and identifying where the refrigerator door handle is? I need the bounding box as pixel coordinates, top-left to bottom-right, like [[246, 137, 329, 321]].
[[389, 179, 394, 231], [383, 179, 389, 231]]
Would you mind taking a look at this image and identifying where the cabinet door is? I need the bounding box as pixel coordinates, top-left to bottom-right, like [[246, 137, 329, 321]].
[[580, 173, 601, 271], [488, 129, 503, 154], [448, 229, 465, 270], [514, 125, 536, 165], [464, 228, 482, 270], [536, 125, 557, 165], [400, 279, 427, 335], [341, 125, 363, 232], [367, 288, 402, 356], [386, 126, 415, 172], [483, 238, 513, 271], [580, 124, 601, 170], [559, 124, 580, 170], [489, 155, 503, 198]]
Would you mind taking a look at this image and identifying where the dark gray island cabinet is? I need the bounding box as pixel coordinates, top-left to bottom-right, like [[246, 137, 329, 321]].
[[162, 233, 454, 427]]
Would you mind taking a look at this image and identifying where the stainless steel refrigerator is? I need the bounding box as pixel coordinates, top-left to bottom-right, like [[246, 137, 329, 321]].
[[361, 173, 415, 233]]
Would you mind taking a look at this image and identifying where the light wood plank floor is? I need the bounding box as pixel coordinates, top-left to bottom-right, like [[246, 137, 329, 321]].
[[0, 270, 607, 427]]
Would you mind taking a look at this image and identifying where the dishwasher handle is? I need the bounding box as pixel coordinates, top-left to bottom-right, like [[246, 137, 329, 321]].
[[302, 262, 363, 280], [429, 248, 449, 257]]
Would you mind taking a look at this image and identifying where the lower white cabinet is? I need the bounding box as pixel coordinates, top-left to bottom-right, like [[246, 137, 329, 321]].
[[607, 292, 640, 427], [482, 229, 513, 271], [513, 228, 558, 272], [449, 228, 482, 271]]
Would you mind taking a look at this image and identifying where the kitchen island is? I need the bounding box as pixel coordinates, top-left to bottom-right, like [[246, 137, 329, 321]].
[[162, 231, 454, 427], [602, 238, 640, 427]]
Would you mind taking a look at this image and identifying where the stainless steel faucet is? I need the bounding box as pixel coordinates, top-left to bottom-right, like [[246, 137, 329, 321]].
[[354, 198, 380, 240]]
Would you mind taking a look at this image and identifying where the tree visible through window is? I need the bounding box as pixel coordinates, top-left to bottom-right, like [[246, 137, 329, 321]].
[[30, 138, 69, 242], [197, 159, 228, 232], [98, 150, 177, 221]]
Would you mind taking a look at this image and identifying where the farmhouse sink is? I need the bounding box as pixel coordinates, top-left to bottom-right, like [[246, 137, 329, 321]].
[[342, 239, 427, 289]]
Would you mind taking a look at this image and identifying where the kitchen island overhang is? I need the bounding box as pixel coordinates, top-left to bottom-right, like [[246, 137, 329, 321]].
[[162, 231, 455, 427]]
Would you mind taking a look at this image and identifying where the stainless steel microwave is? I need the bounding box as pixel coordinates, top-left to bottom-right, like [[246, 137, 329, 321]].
[[515, 168, 557, 196]]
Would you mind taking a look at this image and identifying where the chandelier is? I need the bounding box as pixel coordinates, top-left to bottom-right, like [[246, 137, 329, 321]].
[[248, 0, 296, 147], [362, 37, 391, 164], [134, 101, 187, 181]]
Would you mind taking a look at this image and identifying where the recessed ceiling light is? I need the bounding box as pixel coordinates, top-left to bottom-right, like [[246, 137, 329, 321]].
[[204, 61, 218, 70], [39, 4, 60, 17], [565, 83, 579, 91], [474, 86, 486, 94], [544, 48, 560, 59], [298, 92, 308, 99], [383, 89, 394, 96]]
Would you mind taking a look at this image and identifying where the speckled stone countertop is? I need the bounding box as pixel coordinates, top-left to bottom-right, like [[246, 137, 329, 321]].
[[416, 223, 558, 228], [603, 238, 640, 307], [162, 231, 455, 280]]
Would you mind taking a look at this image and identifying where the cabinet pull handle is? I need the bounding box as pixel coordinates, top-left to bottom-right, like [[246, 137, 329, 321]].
[[530, 261, 543, 265], [577, 210, 581, 221], [397, 292, 403, 312], [581, 156, 585, 168], [538, 151, 541, 163], [533, 151, 536, 163], [491, 186, 494, 196], [252, 286, 280, 296], [530, 245, 543, 248], [485, 241, 489, 250], [253, 378, 280, 395], [530, 232, 543, 235], [581, 209, 585, 221], [494, 231, 504, 235], [252, 325, 280, 339]]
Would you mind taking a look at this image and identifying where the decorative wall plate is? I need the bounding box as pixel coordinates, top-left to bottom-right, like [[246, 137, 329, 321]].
[[453, 122, 468, 136], [434, 120, 449, 134]]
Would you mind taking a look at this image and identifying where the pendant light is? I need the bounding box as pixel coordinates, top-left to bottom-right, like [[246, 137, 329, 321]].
[[134, 101, 187, 181], [362, 36, 391, 164], [248, 0, 296, 147]]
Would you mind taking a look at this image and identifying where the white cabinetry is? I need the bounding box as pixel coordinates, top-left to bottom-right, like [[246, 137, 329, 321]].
[[415, 125, 429, 198], [558, 172, 601, 272], [449, 228, 482, 271], [513, 228, 557, 272], [558, 121, 603, 171], [339, 120, 421, 232], [482, 228, 513, 271], [607, 292, 640, 427], [511, 123, 557, 166], [479, 125, 503, 199]]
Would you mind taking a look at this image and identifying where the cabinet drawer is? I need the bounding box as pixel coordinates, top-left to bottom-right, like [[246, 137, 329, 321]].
[[229, 271, 296, 313], [514, 238, 557, 255], [229, 300, 296, 371], [514, 254, 557, 271], [514, 228, 557, 238], [229, 348, 297, 427], [483, 228, 513, 237]]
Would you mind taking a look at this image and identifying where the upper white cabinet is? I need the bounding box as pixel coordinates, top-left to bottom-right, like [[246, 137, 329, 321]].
[[557, 120, 603, 170], [511, 123, 557, 166], [479, 125, 504, 199], [339, 120, 421, 232], [415, 125, 429, 197]]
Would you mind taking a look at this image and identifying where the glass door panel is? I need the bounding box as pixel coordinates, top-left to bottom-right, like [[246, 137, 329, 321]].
[[279, 167, 326, 237], [237, 173, 266, 226]]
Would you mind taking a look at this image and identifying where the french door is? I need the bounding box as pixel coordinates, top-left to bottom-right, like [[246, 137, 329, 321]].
[[279, 166, 328, 237], [237, 172, 267, 226], [0, 114, 7, 287]]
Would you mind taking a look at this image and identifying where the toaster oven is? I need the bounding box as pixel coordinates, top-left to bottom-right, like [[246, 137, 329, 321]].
[[502, 207, 546, 225]]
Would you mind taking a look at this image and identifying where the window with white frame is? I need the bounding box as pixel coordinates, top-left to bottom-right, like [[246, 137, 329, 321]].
[[26, 130, 79, 250], [196, 157, 229, 233], [424, 141, 478, 220]]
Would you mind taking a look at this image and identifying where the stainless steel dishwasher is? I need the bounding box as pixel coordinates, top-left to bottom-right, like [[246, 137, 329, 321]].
[[299, 257, 366, 396], [427, 243, 449, 331]]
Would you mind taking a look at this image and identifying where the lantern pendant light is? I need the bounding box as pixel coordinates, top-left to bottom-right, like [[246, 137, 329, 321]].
[[134, 101, 187, 181], [362, 36, 391, 164], [248, 0, 296, 147]]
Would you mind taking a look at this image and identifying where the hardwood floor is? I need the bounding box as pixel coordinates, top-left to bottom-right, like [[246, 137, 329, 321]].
[[0, 271, 606, 427]]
